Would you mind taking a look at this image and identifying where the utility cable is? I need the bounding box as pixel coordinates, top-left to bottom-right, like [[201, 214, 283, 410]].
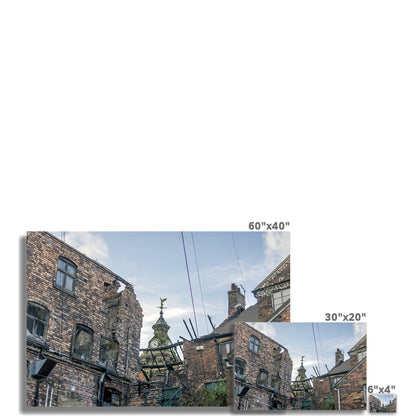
[[191, 232, 209, 334], [311, 323, 321, 375], [181, 232, 199, 338]]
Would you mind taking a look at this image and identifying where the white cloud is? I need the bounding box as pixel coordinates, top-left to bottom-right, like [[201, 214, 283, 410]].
[[250, 322, 278, 340], [65, 232, 110, 264], [263, 232, 290, 266]]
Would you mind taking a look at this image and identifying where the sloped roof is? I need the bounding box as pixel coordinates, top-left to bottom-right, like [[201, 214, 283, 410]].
[[253, 255, 290, 293], [212, 304, 258, 335], [348, 334, 366, 354]]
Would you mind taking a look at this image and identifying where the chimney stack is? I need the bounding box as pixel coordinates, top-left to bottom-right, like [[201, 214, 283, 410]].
[[335, 348, 344, 366], [228, 283, 246, 316]]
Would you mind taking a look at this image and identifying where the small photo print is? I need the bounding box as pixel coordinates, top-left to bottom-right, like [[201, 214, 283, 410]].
[[370, 394, 397, 413]]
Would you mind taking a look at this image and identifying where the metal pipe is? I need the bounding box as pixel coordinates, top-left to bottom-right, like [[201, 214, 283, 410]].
[[45, 384, 49, 407], [49, 387, 53, 407], [34, 380, 41, 406], [334, 387, 341, 410]]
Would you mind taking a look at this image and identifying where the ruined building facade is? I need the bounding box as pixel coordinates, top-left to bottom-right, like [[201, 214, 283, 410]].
[[26, 232, 143, 407], [233, 322, 293, 410]]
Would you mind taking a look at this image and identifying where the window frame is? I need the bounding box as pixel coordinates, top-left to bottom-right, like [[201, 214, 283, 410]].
[[249, 335, 260, 353], [272, 287, 290, 312], [55, 257, 77, 295], [27, 301, 49, 342], [271, 374, 281, 391], [99, 336, 119, 369], [257, 369, 269, 388], [72, 324, 94, 362], [234, 358, 246, 377]]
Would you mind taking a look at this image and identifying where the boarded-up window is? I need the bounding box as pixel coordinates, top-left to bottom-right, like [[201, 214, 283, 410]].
[[73, 325, 93, 361], [99, 337, 119, 369], [271, 374, 281, 391], [257, 369, 268, 387]]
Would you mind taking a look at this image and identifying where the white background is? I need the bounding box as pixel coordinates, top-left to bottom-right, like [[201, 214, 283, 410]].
[[1, 1, 414, 414]]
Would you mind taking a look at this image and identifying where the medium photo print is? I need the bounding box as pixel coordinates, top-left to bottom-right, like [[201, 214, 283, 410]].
[[233, 322, 367, 411], [25, 231, 289, 407]]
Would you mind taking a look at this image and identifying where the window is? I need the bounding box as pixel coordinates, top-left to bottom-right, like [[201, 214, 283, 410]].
[[235, 358, 246, 377], [249, 335, 259, 353], [357, 350, 367, 362], [103, 388, 121, 406], [272, 288, 290, 311], [271, 375, 281, 391], [73, 325, 93, 361], [257, 369, 268, 387], [99, 337, 119, 369], [56, 257, 76, 293], [27, 302, 49, 341], [219, 341, 234, 360]]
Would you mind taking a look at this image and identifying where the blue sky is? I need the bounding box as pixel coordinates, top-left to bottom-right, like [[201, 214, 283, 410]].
[[249, 322, 367, 380], [51, 231, 290, 350]]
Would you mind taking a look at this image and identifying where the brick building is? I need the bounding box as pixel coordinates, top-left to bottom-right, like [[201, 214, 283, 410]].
[[233, 322, 293, 411], [313, 334, 367, 410], [253, 255, 290, 322], [213, 255, 291, 334], [26, 232, 143, 407]]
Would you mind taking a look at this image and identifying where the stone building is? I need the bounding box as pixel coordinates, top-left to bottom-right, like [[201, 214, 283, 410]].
[[313, 334, 367, 410], [233, 322, 293, 411], [26, 232, 143, 407]]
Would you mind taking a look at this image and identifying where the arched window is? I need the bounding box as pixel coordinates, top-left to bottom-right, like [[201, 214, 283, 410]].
[[73, 325, 93, 361], [56, 257, 77, 293], [27, 302, 49, 341], [257, 369, 268, 387]]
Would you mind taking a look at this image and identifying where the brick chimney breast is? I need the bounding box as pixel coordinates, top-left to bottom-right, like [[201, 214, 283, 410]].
[[227, 283, 246, 316], [335, 348, 344, 366]]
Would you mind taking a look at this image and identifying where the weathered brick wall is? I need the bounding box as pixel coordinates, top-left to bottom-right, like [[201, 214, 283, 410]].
[[313, 375, 334, 405], [336, 359, 367, 410], [233, 323, 292, 410], [26, 232, 143, 407], [183, 335, 231, 386]]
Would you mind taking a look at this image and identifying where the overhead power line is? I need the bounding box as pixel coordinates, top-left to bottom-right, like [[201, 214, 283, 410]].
[[191, 232, 209, 334], [181, 232, 199, 338]]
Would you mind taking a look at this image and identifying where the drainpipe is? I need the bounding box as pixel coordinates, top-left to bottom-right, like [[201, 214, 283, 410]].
[[334, 387, 341, 410], [97, 369, 109, 406]]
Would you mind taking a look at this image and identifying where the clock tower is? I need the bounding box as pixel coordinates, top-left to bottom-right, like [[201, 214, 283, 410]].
[[140, 298, 180, 371]]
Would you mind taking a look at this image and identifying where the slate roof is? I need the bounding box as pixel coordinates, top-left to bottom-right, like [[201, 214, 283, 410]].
[[211, 304, 258, 335], [253, 255, 290, 293]]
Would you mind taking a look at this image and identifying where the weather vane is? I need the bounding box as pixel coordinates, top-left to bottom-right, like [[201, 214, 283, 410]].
[[158, 297, 167, 312], [301, 355, 305, 365]]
